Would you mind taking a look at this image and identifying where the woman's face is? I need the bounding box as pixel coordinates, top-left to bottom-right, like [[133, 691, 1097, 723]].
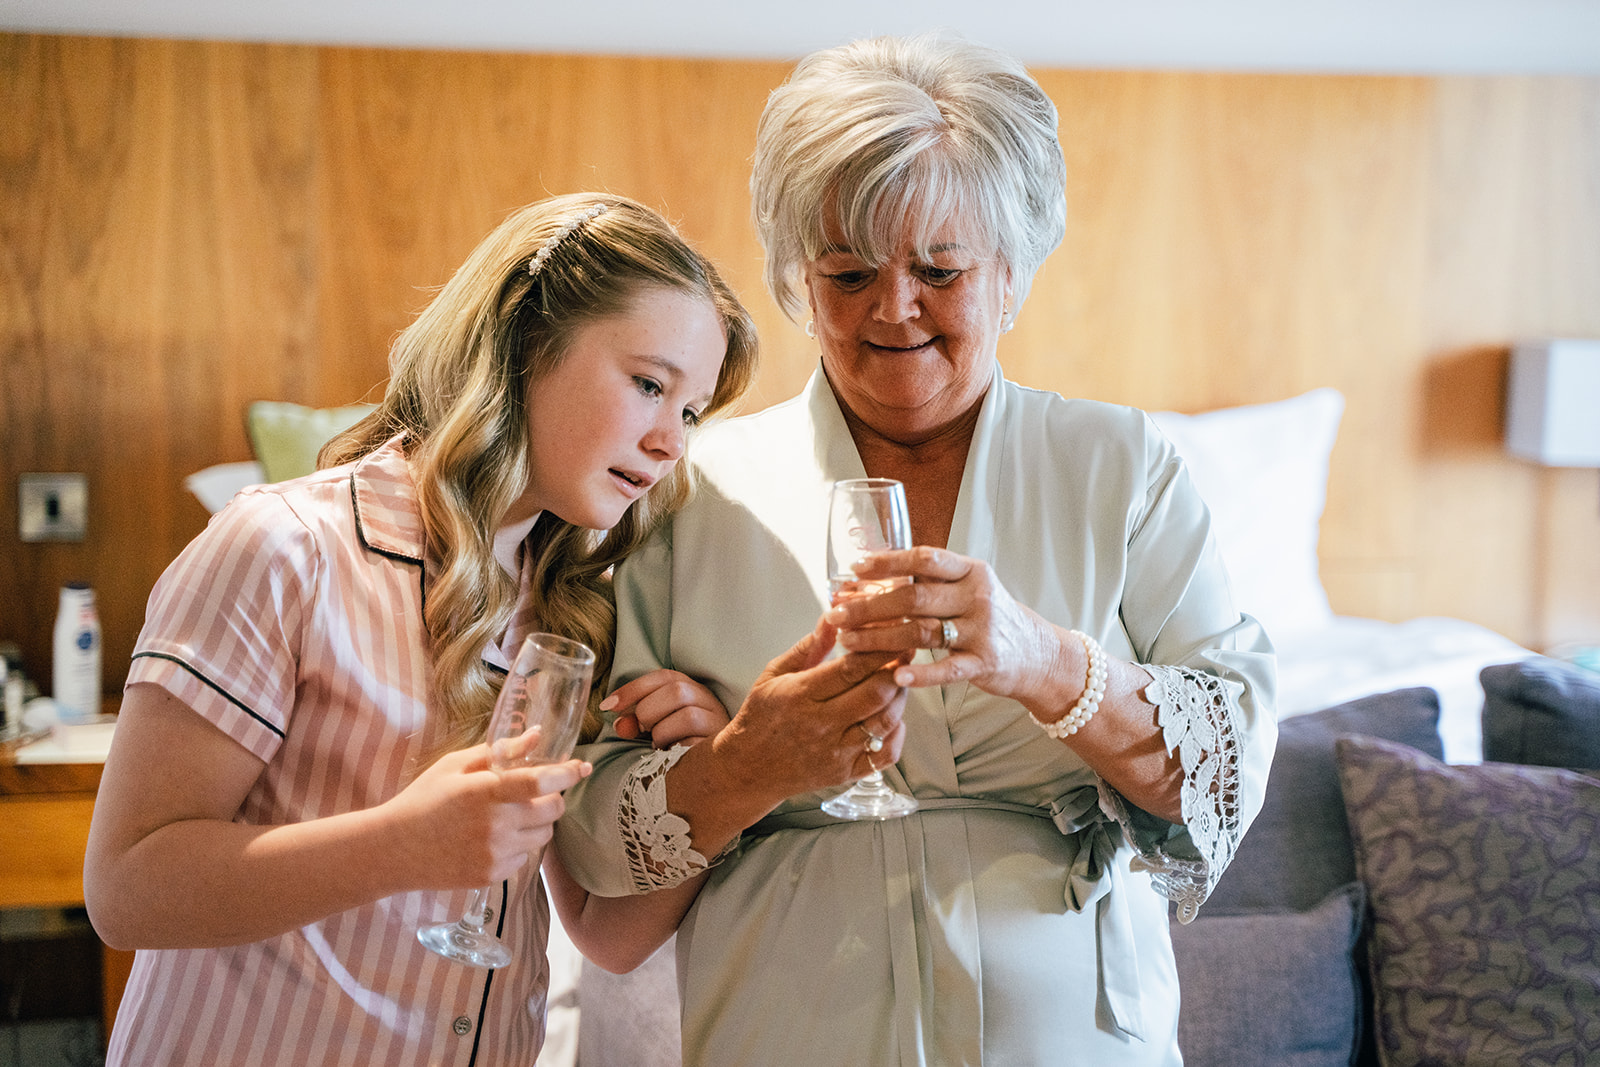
[[516, 286, 726, 530], [804, 213, 1011, 446]]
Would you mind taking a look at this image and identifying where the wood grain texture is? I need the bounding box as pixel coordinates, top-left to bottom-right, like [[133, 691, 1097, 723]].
[[1, 35, 318, 688], [0, 794, 97, 908], [1417, 77, 1600, 646], [2, 34, 1597, 701], [313, 50, 801, 409]]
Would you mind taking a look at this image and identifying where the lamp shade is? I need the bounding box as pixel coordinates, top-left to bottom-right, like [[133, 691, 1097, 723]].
[[1505, 338, 1600, 467]]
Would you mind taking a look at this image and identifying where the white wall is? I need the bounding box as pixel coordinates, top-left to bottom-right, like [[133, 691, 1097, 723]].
[[3, 0, 1598, 73]]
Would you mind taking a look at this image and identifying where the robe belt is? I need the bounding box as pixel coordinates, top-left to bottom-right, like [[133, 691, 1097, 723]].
[[742, 788, 1149, 1042]]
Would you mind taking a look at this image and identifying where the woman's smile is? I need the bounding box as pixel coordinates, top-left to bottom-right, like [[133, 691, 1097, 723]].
[[805, 219, 1009, 439]]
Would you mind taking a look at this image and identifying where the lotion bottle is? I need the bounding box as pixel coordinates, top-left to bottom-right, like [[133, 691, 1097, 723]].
[[53, 582, 101, 723]]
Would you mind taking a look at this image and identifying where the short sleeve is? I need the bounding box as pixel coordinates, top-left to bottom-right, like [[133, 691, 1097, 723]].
[[127, 488, 319, 763]]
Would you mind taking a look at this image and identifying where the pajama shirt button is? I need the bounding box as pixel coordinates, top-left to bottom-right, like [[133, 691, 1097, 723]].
[[453, 1016, 472, 1036]]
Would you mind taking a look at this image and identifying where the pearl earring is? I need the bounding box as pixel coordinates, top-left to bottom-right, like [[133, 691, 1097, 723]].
[[805, 319, 816, 338]]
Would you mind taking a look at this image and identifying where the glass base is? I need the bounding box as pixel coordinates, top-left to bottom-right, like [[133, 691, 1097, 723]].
[[417, 920, 512, 969], [822, 774, 919, 821]]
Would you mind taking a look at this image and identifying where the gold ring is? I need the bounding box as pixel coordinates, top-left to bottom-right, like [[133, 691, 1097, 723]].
[[857, 723, 885, 753], [940, 618, 958, 649]]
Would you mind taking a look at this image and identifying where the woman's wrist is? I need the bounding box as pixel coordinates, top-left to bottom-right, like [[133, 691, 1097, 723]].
[[1026, 630, 1107, 738], [670, 730, 782, 849], [1017, 623, 1100, 734]]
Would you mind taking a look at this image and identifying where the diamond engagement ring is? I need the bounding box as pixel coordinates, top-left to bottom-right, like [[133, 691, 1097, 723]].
[[940, 618, 958, 649]]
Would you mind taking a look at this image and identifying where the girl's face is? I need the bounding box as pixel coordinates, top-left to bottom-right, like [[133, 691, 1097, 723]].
[[515, 286, 727, 530]]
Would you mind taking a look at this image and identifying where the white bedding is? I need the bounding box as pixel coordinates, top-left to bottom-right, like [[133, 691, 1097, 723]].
[[1275, 615, 1533, 764]]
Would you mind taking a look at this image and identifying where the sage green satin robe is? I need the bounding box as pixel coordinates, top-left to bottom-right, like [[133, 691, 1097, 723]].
[[556, 367, 1276, 1066]]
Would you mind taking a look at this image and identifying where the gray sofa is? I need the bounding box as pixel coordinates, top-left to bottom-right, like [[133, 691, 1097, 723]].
[[1176, 655, 1600, 1066], [577, 657, 1600, 1066]]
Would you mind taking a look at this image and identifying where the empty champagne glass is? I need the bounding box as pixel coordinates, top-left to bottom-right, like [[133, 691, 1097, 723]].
[[822, 478, 919, 820], [417, 632, 595, 968]]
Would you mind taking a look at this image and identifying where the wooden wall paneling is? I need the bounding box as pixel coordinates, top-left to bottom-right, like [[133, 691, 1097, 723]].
[[5, 34, 1598, 690], [1420, 79, 1600, 646], [1418, 78, 1549, 641], [1504, 79, 1600, 651], [316, 46, 507, 408], [315, 51, 804, 414], [1541, 469, 1600, 649], [1032, 71, 1204, 409], [0, 35, 318, 691], [2, 34, 142, 684], [1027, 71, 1433, 619], [1419, 76, 1600, 647]]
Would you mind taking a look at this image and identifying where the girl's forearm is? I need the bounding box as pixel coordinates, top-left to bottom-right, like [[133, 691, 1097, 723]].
[[87, 805, 413, 950], [543, 851, 705, 974]]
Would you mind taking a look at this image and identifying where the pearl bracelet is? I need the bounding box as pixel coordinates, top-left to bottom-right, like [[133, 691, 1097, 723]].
[[1029, 630, 1108, 739]]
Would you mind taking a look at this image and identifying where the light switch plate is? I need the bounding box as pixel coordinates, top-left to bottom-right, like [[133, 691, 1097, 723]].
[[19, 473, 88, 542]]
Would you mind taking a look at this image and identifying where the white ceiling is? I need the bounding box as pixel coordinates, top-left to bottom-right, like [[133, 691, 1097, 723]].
[[4, 0, 1599, 74]]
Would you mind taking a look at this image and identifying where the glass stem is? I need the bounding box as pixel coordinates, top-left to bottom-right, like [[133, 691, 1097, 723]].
[[460, 886, 493, 933]]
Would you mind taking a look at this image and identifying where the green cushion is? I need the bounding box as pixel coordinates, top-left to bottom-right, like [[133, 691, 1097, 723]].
[[246, 401, 375, 483]]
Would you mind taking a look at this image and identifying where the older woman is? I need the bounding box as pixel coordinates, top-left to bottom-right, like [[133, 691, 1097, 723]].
[[554, 33, 1276, 1065]]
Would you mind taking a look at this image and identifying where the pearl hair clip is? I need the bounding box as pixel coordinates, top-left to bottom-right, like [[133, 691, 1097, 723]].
[[528, 203, 610, 278]]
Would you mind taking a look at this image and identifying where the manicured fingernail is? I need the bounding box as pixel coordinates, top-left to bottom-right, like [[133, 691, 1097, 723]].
[[824, 607, 845, 624], [895, 668, 914, 686], [599, 695, 617, 711]]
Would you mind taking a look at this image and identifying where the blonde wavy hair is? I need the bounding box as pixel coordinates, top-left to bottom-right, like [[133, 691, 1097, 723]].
[[322, 194, 757, 756]]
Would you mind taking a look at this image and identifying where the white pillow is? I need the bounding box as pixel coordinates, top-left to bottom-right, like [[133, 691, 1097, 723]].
[[184, 461, 265, 513], [1150, 388, 1344, 639]]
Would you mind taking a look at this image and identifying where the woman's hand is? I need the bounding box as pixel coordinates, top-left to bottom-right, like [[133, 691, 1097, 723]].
[[584, 618, 915, 863], [835, 548, 1183, 821], [827, 546, 1070, 713], [708, 616, 910, 806], [380, 745, 590, 891], [602, 669, 729, 748]]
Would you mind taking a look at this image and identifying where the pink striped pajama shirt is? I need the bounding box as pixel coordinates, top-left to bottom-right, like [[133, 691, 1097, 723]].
[[110, 439, 551, 1066]]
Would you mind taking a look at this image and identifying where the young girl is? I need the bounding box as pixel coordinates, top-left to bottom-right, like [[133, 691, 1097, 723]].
[[83, 193, 758, 1065]]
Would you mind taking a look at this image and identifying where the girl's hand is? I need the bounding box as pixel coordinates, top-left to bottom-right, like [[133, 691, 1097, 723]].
[[382, 746, 590, 890], [602, 669, 729, 748]]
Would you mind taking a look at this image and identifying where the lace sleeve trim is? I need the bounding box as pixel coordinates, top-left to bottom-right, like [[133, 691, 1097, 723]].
[[1110, 664, 1245, 922], [617, 744, 727, 892]]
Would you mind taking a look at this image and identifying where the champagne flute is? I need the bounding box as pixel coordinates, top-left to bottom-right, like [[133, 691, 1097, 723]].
[[417, 632, 595, 968], [822, 478, 919, 820]]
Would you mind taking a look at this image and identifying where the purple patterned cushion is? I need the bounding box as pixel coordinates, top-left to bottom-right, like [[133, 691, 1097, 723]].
[[1335, 735, 1600, 1063]]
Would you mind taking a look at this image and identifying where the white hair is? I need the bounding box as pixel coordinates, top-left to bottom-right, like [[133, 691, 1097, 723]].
[[751, 32, 1068, 323]]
